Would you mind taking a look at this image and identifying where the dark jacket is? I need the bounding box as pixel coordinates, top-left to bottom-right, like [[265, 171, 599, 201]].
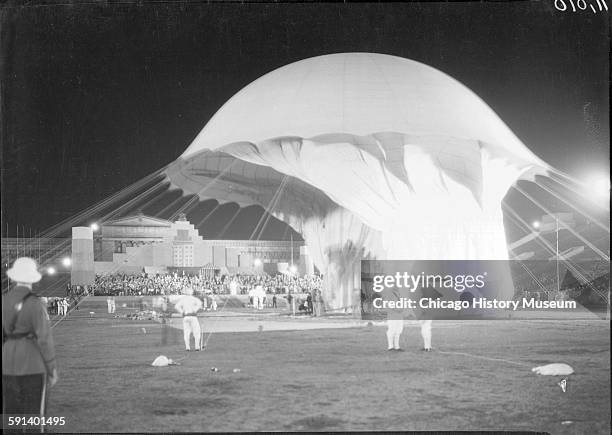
[[2, 285, 57, 375]]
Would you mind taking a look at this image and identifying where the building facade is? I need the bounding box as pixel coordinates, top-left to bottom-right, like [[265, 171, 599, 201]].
[[3, 213, 313, 281], [93, 213, 310, 275]]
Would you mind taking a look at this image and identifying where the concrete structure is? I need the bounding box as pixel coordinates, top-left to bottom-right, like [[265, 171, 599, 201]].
[[71, 227, 95, 285], [96, 212, 172, 261], [93, 213, 304, 275]]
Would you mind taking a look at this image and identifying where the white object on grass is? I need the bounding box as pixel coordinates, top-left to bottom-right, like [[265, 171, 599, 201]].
[[151, 355, 177, 367], [531, 363, 574, 376]]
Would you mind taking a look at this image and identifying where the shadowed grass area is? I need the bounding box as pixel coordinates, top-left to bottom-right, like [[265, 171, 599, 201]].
[[47, 317, 609, 433]]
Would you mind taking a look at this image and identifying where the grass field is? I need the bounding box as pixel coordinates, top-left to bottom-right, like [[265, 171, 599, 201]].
[[46, 311, 610, 433]]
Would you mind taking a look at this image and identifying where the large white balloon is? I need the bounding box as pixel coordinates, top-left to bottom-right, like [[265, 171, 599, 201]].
[[165, 53, 549, 310]]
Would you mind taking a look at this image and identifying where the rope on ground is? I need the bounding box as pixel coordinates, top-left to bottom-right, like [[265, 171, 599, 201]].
[[197, 175, 291, 351], [202, 295, 232, 348], [436, 349, 532, 368]]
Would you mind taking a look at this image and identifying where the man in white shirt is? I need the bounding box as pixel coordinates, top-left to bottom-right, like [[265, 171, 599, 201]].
[[174, 286, 203, 351], [254, 284, 265, 310], [60, 299, 67, 316], [210, 293, 218, 311], [229, 279, 238, 296]]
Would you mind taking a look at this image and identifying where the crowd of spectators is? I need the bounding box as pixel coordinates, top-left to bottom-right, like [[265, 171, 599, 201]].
[[46, 297, 70, 316], [39, 285, 90, 317], [89, 272, 323, 297]]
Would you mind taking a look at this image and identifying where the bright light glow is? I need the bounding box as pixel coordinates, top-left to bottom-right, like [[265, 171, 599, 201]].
[[289, 264, 298, 274], [90, 223, 99, 232], [47, 267, 56, 275], [62, 257, 71, 267], [253, 258, 262, 267], [591, 176, 610, 198], [532, 221, 540, 230]]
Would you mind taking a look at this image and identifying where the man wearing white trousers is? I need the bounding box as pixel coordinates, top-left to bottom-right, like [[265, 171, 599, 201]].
[[59, 298, 68, 316], [174, 287, 203, 351], [419, 319, 432, 351], [386, 319, 404, 351], [386, 319, 432, 351], [384, 283, 433, 352], [255, 284, 265, 310]]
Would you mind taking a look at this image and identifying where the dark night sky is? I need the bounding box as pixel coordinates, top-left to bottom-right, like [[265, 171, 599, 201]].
[[1, 1, 609, 240]]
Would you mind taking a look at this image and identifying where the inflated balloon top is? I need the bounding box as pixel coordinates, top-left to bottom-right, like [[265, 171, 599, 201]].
[[165, 53, 551, 310]]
